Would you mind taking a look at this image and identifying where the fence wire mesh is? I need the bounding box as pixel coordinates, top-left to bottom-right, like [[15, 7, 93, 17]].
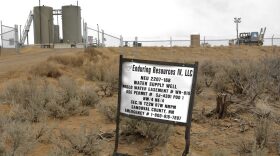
[[123, 36, 280, 47], [86, 26, 121, 47], [1, 24, 17, 48]]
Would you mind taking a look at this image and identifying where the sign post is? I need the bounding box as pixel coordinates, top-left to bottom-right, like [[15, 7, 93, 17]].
[[114, 55, 198, 156]]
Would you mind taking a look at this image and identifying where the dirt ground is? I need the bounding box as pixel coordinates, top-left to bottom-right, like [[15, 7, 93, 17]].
[[0, 47, 83, 82], [0, 46, 280, 156]]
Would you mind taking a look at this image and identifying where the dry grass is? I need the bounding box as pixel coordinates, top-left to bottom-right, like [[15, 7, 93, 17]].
[[84, 48, 119, 90], [98, 99, 117, 122], [0, 116, 52, 156], [0, 76, 96, 121], [211, 149, 229, 156], [254, 117, 270, 148], [48, 55, 84, 67], [261, 56, 280, 101], [50, 127, 101, 156], [121, 118, 173, 152], [199, 61, 217, 87], [79, 85, 99, 107], [0, 117, 52, 156], [236, 139, 253, 155], [85, 58, 118, 85], [30, 61, 62, 78]]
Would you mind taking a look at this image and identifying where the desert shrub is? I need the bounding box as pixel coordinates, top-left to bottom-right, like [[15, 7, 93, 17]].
[[48, 55, 84, 67], [2, 76, 91, 121], [196, 76, 204, 95], [236, 139, 252, 155], [84, 48, 109, 61], [45, 76, 84, 119], [79, 85, 99, 107], [211, 149, 229, 156], [122, 118, 173, 152], [252, 144, 268, 156], [214, 70, 230, 93], [85, 62, 104, 81], [96, 82, 114, 97], [224, 60, 249, 95], [30, 61, 61, 78], [200, 61, 217, 87], [98, 100, 117, 122], [261, 56, 280, 101], [58, 76, 78, 99], [51, 127, 101, 156], [221, 60, 266, 103], [254, 117, 270, 148], [3, 78, 48, 122], [0, 120, 36, 156], [85, 56, 119, 90], [33, 123, 53, 144]]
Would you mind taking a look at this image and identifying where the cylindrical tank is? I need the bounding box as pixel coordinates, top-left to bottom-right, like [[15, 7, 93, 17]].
[[53, 25, 60, 43], [62, 5, 82, 44], [191, 34, 200, 47], [33, 6, 54, 44]]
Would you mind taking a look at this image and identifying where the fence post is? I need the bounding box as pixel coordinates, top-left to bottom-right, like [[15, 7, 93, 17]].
[[83, 22, 88, 48], [97, 24, 100, 47], [203, 36, 205, 47], [272, 35, 274, 46], [170, 36, 173, 47], [1, 21, 3, 48], [14, 25, 19, 53], [120, 35, 123, 47], [101, 29, 105, 47], [135, 36, 138, 47]]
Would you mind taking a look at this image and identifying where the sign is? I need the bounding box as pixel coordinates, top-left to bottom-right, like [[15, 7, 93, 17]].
[[114, 55, 198, 156], [120, 60, 196, 125]]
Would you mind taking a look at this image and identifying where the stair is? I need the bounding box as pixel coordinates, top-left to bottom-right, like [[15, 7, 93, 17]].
[[20, 11, 33, 45]]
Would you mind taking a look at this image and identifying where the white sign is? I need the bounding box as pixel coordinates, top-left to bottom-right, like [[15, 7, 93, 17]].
[[120, 61, 195, 124]]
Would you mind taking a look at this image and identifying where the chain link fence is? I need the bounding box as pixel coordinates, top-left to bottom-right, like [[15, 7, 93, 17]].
[[0, 22, 19, 55], [84, 23, 122, 47], [122, 36, 280, 47]]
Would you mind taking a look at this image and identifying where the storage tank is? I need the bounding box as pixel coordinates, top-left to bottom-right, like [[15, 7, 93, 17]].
[[62, 5, 82, 44], [53, 25, 60, 43], [33, 6, 54, 44], [191, 34, 200, 47]]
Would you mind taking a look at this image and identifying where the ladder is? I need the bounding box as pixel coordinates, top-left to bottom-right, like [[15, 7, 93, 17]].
[[21, 11, 33, 45]]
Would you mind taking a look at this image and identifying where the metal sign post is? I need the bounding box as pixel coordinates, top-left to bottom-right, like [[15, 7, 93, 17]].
[[114, 55, 198, 155]]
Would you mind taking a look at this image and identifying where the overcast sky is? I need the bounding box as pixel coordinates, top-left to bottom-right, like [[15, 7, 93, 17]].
[[0, 0, 279, 43]]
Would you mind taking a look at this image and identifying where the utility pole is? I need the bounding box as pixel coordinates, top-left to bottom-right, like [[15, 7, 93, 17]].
[[234, 17, 241, 45]]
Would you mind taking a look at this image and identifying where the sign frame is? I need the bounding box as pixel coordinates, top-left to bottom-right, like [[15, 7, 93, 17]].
[[114, 55, 198, 156]]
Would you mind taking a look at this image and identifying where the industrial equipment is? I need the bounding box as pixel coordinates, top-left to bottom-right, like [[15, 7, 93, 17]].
[[33, 6, 54, 45], [237, 27, 266, 45], [62, 5, 82, 44]]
